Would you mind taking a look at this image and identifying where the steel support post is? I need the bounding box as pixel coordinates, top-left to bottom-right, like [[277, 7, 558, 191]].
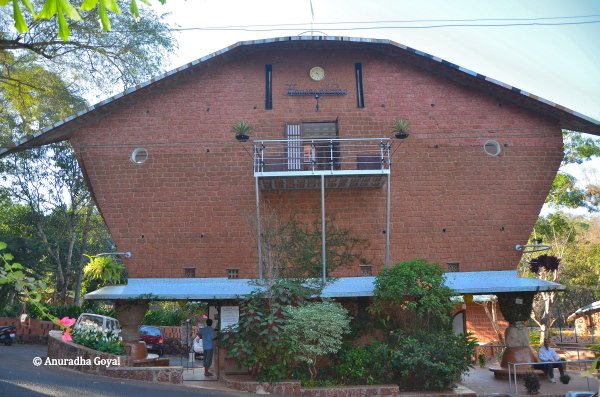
[[321, 174, 326, 283], [255, 177, 263, 280], [385, 173, 391, 269]]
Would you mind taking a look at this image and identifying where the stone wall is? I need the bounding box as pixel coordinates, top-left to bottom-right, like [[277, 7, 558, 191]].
[[47, 333, 182, 384]]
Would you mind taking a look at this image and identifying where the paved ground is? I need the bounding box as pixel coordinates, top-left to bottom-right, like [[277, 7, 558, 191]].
[[2, 343, 598, 396], [0, 344, 247, 397], [460, 359, 599, 397]]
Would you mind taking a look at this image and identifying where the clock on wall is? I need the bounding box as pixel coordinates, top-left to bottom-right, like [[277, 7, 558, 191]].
[[309, 66, 325, 81]]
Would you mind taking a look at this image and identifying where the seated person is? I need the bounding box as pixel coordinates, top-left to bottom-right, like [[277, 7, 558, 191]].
[[534, 338, 565, 383]]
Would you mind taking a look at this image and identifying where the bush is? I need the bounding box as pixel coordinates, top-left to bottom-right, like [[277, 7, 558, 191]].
[[72, 321, 125, 355], [284, 301, 351, 380], [220, 280, 316, 382]]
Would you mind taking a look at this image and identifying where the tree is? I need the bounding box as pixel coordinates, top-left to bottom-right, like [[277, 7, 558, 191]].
[[368, 259, 476, 390], [546, 131, 600, 212], [254, 208, 370, 280], [523, 213, 586, 339], [1, 0, 166, 41], [0, 2, 175, 119], [0, 0, 175, 306]]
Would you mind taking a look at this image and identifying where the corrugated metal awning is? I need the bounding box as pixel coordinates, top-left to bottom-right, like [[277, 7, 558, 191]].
[[84, 270, 563, 300]]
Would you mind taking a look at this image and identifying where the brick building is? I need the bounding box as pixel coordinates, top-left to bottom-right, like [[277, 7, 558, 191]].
[[3, 36, 599, 341]]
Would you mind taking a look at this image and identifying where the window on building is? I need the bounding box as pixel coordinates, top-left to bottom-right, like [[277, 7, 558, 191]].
[[265, 64, 273, 110], [447, 262, 460, 272], [359, 265, 373, 276], [227, 268, 239, 279], [355, 63, 364, 108], [184, 267, 196, 278]]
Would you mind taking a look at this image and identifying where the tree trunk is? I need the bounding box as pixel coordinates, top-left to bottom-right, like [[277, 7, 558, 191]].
[[73, 270, 84, 307]]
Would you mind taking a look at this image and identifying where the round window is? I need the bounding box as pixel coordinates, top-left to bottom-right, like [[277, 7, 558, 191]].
[[484, 140, 501, 156], [130, 148, 149, 164]]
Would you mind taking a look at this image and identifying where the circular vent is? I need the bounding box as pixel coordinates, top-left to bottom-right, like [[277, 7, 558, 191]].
[[130, 148, 149, 164], [484, 140, 501, 156]]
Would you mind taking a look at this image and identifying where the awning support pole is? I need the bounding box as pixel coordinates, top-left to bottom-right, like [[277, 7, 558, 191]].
[[321, 174, 326, 283], [255, 177, 263, 280]]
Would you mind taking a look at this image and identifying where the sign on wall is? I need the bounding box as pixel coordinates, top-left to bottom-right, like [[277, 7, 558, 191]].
[[220, 306, 240, 330]]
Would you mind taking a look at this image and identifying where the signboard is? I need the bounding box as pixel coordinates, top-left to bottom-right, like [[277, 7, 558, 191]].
[[220, 306, 240, 330]]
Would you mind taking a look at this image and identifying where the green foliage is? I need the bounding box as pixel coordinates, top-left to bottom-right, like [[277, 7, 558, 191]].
[[545, 132, 600, 212], [142, 302, 206, 326], [231, 120, 253, 135], [0, 241, 47, 309], [1, 0, 166, 40], [220, 280, 317, 382], [332, 344, 375, 385], [284, 301, 351, 380], [83, 255, 125, 286], [72, 320, 125, 355], [477, 353, 487, 368], [371, 259, 455, 332], [260, 215, 369, 279], [331, 332, 476, 391], [392, 118, 409, 133]]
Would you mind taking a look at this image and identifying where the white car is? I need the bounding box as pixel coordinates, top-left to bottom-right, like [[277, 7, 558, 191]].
[[74, 313, 121, 333]]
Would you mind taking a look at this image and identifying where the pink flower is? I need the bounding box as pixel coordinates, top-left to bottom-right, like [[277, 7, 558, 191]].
[[62, 328, 72, 342], [59, 317, 76, 327]]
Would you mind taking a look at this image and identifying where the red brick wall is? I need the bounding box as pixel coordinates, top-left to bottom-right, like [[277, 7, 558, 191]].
[[464, 302, 508, 343], [69, 45, 563, 278], [0, 317, 60, 343]]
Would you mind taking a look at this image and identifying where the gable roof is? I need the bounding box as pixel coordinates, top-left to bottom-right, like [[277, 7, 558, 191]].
[[2, 35, 599, 157]]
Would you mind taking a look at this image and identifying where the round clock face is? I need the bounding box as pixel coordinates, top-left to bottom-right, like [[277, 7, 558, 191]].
[[309, 66, 325, 81]]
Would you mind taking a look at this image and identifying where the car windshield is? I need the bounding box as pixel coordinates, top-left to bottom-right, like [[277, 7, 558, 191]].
[[80, 316, 103, 328], [140, 327, 161, 336]]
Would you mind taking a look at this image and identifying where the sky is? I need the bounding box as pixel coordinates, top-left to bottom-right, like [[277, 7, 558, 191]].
[[157, 0, 600, 215]]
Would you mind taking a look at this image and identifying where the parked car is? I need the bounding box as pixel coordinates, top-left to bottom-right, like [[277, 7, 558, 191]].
[[74, 313, 121, 334], [139, 325, 164, 356], [0, 325, 16, 346]]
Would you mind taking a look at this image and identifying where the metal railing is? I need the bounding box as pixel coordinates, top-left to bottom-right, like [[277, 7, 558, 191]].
[[253, 138, 391, 177], [507, 359, 598, 396]]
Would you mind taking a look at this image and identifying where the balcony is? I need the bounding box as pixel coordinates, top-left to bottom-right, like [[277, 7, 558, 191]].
[[253, 138, 391, 190]]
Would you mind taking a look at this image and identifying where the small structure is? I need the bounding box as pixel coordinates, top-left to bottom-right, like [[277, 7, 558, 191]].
[[568, 300, 600, 339]]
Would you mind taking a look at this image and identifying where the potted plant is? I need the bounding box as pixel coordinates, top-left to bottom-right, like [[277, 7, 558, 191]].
[[523, 371, 540, 394], [392, 118, 409, 139], [232, 120, 253, 142]]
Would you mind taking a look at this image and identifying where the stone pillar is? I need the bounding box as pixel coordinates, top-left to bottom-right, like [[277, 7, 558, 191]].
[[496, 293, 539, 370], [114, 299, 149, 359]]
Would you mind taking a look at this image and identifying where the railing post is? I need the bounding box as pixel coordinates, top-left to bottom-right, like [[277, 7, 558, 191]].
[[311, 141, 316, 172], [329, 140, 334, 172]]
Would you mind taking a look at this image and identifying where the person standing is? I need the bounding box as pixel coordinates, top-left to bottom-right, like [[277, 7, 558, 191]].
[[198, 318, 216, 376]]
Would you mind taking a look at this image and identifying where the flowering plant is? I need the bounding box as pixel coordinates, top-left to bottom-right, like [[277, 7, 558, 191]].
[[55, 317, 76, 342], [72, 321, 125, 355]]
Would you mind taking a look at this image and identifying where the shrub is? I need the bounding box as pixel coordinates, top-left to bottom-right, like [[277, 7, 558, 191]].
[[72, 321, 125, 355], [220, 280, 316, 382], [284, 301, 351, 380], [477, 352, 487, 368], [363, 259, 476, 390]]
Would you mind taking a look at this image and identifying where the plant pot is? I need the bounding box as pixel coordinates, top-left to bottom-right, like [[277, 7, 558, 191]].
[[235, 134, 249, 142], [394, 131, 409, 139]]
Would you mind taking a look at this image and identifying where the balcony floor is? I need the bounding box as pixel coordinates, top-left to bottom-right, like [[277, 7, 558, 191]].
[[257, 175, 387, 190]]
